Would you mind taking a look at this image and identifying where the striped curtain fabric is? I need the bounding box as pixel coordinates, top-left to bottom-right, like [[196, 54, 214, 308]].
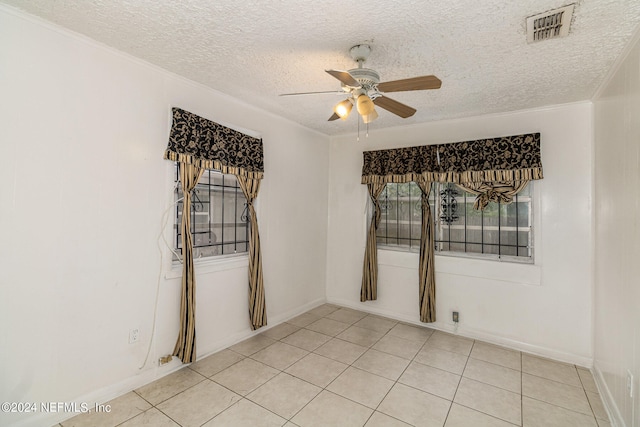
[[173, 163, 205, 363], [237, 176, 267, 330], [417, 180, 436, 323], [361, 183, 386, 302]]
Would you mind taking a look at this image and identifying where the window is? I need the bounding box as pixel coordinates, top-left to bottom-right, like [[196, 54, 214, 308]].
[[376, 182, 533, 262], [174, 165, 250, 261]]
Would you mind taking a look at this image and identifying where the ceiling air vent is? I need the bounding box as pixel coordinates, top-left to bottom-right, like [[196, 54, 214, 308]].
[[526, 4, 575, 43]]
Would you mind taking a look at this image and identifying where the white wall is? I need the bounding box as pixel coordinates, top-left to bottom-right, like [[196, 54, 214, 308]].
[[593, 28, 640, 427], [0, 6, 329, 427], [326, 103, 593, 365]]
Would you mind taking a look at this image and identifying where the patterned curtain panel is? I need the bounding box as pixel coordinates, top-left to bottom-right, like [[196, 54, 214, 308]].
[[236, 176, 267, 330], [416, 180, 436, 323], [361, 133, 543, 184], [165, 107, 264, 179], [361, 183, 386, 302], [173, 163, 204, 364]]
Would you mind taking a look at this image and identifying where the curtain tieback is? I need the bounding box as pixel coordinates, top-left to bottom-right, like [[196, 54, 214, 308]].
[[474, 189, 516, 210]]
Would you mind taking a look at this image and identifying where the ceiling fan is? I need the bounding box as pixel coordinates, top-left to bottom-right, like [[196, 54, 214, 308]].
[[281, 44, 441, 123]]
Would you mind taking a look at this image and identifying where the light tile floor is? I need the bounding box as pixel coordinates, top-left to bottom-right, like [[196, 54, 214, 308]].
[[58, 305, 610, 427]]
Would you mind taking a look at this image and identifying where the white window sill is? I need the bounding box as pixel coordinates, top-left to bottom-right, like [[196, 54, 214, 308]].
[[165, 253, 249, 279], [377, 248, 541, 286]]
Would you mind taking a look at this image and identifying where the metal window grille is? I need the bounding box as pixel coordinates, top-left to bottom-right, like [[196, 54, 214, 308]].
[[174, 164, 250, 261], [377, 182, 533, 262]]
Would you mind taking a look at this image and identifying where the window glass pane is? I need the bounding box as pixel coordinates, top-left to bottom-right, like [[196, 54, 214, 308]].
[[174, 165, 250, 261]]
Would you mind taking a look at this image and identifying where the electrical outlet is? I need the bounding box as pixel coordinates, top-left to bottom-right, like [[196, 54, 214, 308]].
[[129, 328, 139, 344], [627, 370, 634, 398], [452, 311, 459, 323]]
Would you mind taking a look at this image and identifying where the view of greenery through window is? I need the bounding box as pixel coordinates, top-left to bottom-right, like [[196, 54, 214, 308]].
[[377, 182, 533, 261]]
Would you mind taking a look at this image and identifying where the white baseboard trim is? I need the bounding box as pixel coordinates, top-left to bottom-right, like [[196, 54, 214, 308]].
[[14, 297, 327, 427], [10, 358, 184, 427], [195, 297, 326, 359], [327, 297, 593, 367], [593, 364, 625, 427]]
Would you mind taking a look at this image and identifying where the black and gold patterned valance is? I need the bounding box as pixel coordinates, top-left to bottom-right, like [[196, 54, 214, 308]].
[[164, 108, 264, 179], [361, 133, 542, 184]]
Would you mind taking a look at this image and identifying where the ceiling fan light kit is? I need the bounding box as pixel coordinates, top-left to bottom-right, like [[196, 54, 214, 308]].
[[281, 44, 441, 127], [334, 99, 353, 120], [356, 94, 375, 116]]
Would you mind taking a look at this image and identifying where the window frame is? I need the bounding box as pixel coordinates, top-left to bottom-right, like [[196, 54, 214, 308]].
[[172, 164, 251, 264], [375, 181, 535, 264]]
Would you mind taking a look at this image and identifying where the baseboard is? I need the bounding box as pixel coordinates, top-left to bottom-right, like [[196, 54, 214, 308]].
[[327, 297, 593, 367], [593, 364, 626, 427], [195, 296, 326, 359], [13, 297, 326, 427], [10, 358, 185, 427]]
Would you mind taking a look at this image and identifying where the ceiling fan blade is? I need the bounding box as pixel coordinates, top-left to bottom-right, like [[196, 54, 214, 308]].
[[325, 69, 361, 88], [328, 112, 340, 121], [377, 75, 442, 92], [279, 90, 344, 96], [373, 96, 417, 118]]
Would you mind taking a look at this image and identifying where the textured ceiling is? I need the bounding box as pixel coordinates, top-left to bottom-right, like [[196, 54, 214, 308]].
[[3, 0, 640, 135]]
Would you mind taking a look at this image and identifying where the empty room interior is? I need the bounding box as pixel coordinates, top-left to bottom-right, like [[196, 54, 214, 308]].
[[1, 1, 639, 427]]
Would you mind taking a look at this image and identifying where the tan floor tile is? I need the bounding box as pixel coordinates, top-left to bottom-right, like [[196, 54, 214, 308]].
[[156, 380, 241, 427], [365, 411, 412, 426], [372, 334, 423, 360], [307, 303, 340, 317], [378, 383, 451, 427], [354, 315, 397, 333], [327, 367, 395, 409], [399, 361, 461, 400], [463, 358, 521, 393], [61, 392, 151, 427], [314, 337, 368, 364], [118, 407, 179, 427], [522, 373, 591, 415], [353, 348, 410, 381], [414, 346, 468, 375], [263, 322, 301, 340], [189, 349, 244, 377], [247, 372, 321, 419], [287, 312, 322, 327], [522, 354, 581, 387], [586, 391, 609, 420], [426, 331, 474, 356], [445, 403, 518, 427], [251, 341, 309, 370], [454, 377, 521, 425], [387, 323, 433, 343], [229, 334, 276, 356], [326, 308, 368, 324], [202, 398, 286, 426], [306, 317, 351, 336], [285, 353, 348, 387], [578, 368, 599, 393], [212, 358, 279, 396], [470, 342, 521, 371], [282, 328, 332, 351], [522, 396, 598, 426], [135, 368, 205, 405], [337, 325, 385, 347], [292, 390, 373, 427]]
